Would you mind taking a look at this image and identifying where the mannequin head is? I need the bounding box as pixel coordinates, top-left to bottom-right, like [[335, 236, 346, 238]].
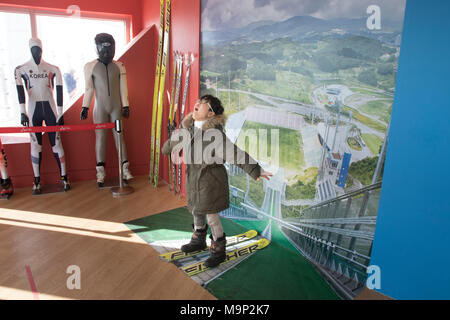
[[95, 33, 115, 64], [29, 38, 43, 65]]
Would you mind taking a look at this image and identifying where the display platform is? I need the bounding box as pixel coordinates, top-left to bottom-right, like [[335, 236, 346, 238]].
[[125, 207, 340, 300], [97, 178, 129, 189]]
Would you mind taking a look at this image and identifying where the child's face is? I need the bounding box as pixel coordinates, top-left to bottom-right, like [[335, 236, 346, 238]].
[[193, 99, 215, 121]]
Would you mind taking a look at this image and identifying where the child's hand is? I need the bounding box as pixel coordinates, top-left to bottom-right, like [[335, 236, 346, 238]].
[[257, 171, 273, 181]]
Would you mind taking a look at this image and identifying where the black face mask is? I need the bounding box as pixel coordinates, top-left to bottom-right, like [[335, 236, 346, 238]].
[[31, 46, 42, 65], [95, 33, 115, 65]]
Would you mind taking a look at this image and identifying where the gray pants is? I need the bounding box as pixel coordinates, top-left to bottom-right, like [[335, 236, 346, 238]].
[[193, 213, 224, 240], [93, 107, 127, 164]]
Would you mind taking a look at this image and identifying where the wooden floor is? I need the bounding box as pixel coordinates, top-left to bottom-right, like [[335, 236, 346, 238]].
[[0, 176, 216, 300]]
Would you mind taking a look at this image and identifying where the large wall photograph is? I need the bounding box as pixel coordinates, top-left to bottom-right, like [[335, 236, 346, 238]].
[[200, 0, 406, 295]]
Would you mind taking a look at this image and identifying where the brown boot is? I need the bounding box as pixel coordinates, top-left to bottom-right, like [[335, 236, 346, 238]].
[[181, 224, 208, 253], [205, 233, 227, 268]]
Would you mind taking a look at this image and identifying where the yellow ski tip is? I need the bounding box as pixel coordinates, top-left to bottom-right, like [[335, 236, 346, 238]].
[[257, 238, 270, 249], [241, 229, 258, 238]]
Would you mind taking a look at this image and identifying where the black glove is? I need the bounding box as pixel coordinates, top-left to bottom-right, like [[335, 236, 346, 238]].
[[80, 107, 89, 120], [21, 113, 29, 127], [122, 106, 130, 119], [57, 116, 64, 126]]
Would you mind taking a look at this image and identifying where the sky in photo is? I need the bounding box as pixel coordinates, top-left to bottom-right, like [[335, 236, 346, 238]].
[[201, 0, 406, 31]]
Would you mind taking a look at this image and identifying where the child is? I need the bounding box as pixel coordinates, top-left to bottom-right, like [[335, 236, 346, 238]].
[[162, 95, 272, 268]]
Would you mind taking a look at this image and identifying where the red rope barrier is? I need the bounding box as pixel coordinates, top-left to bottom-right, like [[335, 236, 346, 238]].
[[0, 123, 115, 134]]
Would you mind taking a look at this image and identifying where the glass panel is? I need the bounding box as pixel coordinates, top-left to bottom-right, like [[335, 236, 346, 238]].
[[328, 231, 339, 244], [340, 202, 348, 218], [339, 235, 352, 251], [0, 12, 32, 127], [328, 201, 339, 218], [319, 204, 327, 217], [344, 223, 356, 230], [36, 15, 127, 110], [349, 193, 365, 218], [354, 238, 372, 258], [360, 224, 375, 235], [366, 188, 381, 216]]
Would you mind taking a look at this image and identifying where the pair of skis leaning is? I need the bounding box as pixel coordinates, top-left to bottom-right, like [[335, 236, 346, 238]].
[[149, 0, 195, 192], [150, 0, 170, 188], [167, 52, 194, 194], [159, 230, 270, 277]]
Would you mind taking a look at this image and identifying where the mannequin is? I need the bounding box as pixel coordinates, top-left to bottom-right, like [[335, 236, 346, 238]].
[[0, 140, 13, 198], [80, 33, 133, 187], [14, 38, 70, 194]]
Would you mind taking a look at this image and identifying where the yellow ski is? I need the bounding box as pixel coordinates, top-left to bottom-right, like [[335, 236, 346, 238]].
[[181, 238, 270, 277], [153, 0, 171, 187], [160, 230, 258, 262], [149, 0, 165, 182]]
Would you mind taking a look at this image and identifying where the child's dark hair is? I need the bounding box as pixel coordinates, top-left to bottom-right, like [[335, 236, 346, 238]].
[[201, 94, 224, 115]]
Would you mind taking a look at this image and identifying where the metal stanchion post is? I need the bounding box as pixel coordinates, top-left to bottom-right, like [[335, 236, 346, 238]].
[[111, 119, 134, 197]]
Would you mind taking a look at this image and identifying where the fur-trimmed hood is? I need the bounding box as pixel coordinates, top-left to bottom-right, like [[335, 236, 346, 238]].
[[181, 112, 227, 131]]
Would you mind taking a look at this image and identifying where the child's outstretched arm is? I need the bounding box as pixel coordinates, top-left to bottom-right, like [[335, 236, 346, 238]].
[[221, 133, 272, 181]]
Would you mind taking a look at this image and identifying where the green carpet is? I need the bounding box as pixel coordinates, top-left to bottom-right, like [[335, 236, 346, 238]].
[[125, 207, 340, 300]]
